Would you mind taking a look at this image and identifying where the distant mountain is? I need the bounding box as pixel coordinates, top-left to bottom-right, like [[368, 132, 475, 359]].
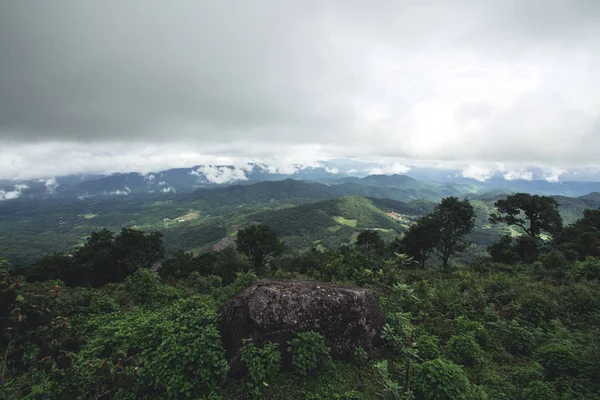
[[185, 178, 477, 212], [359, 174, 419, 188], [6, 158, 600, 203]]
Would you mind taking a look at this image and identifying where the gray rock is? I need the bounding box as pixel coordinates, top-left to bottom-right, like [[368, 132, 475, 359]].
[[220, 279, 385, 372]]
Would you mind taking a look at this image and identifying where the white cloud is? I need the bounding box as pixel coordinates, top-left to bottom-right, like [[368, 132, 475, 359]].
[[191, 165, 249, 184], [544, 168, 566, 183], [160, 187, 176, 193], [325, 166, 339, 174], [0, 183, 28, 201], [503, 170, 534, 181], [461, 164, 494, 182], [107, 186, 131, 196], [368, 162, 411, 175], [38, 178, 58, 194]]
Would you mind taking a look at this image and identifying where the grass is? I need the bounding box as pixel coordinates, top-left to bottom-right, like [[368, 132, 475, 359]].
[[327, 226, 342, 232], [332, 216, 358, 227]]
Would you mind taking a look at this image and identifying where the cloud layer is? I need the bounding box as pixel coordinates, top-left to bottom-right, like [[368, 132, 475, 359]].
[[1, 1, 600, 179]]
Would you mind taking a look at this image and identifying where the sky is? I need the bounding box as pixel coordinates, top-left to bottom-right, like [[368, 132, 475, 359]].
[[1, 0, 600, 181]]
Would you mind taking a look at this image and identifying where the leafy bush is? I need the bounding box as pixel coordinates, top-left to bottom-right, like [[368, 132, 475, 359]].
[[535, 342, 580, 381], [240, 339, 281, 397], [415, 332, 440, 361], [521, 381, 558, 400], [414, 358, 471, 400], [373, 360, 404, 399], [353, 347, 369, 364], [81, 297, 228, 398], [122, 268, 180, 306], [287, 331, 332, 376], [185, 272, 222, 294], [445, 334, 484, 367]]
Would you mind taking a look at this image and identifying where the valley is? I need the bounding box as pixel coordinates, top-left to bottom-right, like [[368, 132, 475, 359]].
[[3, 174, 600, 267]]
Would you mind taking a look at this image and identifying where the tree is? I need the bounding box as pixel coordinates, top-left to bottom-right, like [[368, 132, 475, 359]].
[[399, 215, 440, 268], [400, 197, 474, 270], [356, 230, 384, 251], [554, 209, 600, 259], [430, 197, 475, 270], [236, 224, 284, 268], [489, 193, 562, 239]]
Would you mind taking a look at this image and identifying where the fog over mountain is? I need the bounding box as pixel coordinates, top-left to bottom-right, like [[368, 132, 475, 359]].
[[2, 1, 600, 180]]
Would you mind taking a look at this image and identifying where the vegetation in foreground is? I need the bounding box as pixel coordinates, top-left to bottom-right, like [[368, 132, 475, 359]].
[[1, 193, 600, 399]]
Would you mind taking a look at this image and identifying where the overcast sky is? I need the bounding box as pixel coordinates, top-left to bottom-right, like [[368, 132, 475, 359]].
[[1, 0, 600, 180]]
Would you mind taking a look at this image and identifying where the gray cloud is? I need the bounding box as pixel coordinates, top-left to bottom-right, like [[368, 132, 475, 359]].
[[1, 1, 600, 179]]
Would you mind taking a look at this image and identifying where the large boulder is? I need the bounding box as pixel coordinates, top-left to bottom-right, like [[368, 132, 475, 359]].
[[220, 279, 385, 371]]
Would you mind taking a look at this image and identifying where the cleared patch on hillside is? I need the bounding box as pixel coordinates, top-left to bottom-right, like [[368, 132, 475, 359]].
[[508, 225, 523, 237], [80, 213, 98, 219], [333, 216, 357, 227]]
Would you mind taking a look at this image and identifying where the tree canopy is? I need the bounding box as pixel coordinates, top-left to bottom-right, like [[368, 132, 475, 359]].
[[490, 193, 562, 239], [400, 196, 475, 269], [236, 224, 285, 268]]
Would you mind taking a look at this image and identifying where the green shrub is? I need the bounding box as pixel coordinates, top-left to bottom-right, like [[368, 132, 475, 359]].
[[240, 339, 281, 397], [445, 334, 484, 367], [415, 333, 440, 361], [287, 331, 332, 376], [373, 360, 403, 399], [122, 268, 180, 306], [185, 272, 223, 294], [521, 381, 558, 400], [414, 358, 471, 400], [535, 342, 579, 381], [81, 297, 228, 398], [353, 347, 369, 364], [488, 319, 537, 357]]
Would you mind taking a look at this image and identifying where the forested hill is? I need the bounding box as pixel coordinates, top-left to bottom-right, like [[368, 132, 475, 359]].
[[3, 177, 600, 266]]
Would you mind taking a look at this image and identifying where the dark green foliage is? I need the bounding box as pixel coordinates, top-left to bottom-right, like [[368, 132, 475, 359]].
[[236, 224, 285, 267], [356, 230, 384, 251], [25, 228, 164, 287], [431, 197, 476, 269], [534, 342, 580, 381], [399, 215, 439, 268], [445, 333, 484, 367], [287, 331, 332, 376], [240, 339, 281, 396], [83, 297, 229, 398], [490, 193, 562, 239], [401, 197, 475, 269], [158, 250, 196, 280], [555, 209, 600, 259], [415, 332, 440, 361], [212, 246, 254, 284], [122, 269, 179, 306], [522, 381, 558, 400], [487, 235, 519, 264], [414, 358, 471, 400], [513, 235, 539, 263], [373, 360, 404, 399]]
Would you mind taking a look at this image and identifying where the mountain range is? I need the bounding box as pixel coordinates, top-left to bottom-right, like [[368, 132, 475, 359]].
[[5, 160, 600, 202]]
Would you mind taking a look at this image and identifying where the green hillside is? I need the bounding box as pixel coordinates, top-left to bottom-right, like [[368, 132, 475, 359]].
[[3, 179, 600, 266], [250, 196, 412, 249]]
